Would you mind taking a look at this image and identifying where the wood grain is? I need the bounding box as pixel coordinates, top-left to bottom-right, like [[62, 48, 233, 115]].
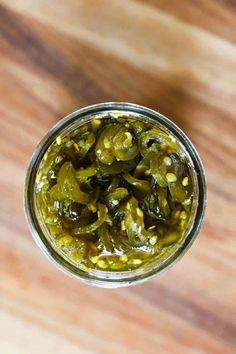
[[0, 1, 236, 353]]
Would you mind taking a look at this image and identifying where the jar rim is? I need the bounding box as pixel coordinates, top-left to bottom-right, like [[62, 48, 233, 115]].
[[24, 102, 207, 288]]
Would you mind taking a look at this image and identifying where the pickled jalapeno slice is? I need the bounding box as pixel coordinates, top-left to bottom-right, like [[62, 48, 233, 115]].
[[35, 115, 194, 271]]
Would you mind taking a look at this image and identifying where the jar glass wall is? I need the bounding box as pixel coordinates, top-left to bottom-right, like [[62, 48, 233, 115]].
[[24, 103, 207, 288]]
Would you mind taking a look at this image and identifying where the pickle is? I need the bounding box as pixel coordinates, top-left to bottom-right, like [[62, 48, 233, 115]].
[[35, 115, 193, 271]]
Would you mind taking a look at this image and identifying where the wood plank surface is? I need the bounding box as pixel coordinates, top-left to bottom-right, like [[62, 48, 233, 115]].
[[0, 1, 235, 353]]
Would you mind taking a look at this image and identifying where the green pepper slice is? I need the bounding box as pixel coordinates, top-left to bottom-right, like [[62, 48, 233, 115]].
[[95, 124, 118, 165], [56, 162, 91, 204], [72, 203, 108, 235], [105, 187, 129, 210], [123, 172, 150, 197], [75, 165, 97, 179], [73, 132, 96, 160], [96, 158, 137, 175], [106, 175, 120, 193], [139, 129, 177, 157], [112, 127, 139, 161], [122, 196, 151, 246], [98, 223, 114, 253], [157, 187, 170, 218]]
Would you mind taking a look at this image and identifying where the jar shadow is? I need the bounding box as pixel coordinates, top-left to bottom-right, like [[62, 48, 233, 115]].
[[132, 73, 196, 142]]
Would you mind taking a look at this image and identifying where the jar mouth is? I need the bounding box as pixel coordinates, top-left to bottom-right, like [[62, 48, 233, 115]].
[[24, 102, 207, 288]]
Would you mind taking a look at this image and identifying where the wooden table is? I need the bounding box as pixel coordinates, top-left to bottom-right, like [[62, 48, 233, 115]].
[[0, 1, 235, 353]]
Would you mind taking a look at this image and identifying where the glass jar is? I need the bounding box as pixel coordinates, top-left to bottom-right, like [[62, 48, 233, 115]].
[[24, 102, 207, 288]]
